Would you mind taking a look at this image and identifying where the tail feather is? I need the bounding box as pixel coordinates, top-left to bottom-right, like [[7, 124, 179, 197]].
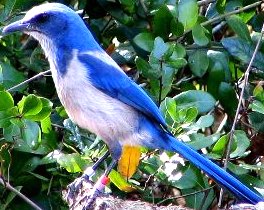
[[166, 134, 263, 204]]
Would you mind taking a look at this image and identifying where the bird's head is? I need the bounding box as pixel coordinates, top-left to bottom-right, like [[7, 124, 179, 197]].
[[2, 3, 98, 54]]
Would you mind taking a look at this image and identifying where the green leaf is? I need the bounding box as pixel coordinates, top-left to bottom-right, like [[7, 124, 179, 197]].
[[211, 131, 250, 158], [226, 15, 251, 42], [0, 107, 19, 128], [250, 100, 264, 115], [207, 50, 231, 81], [184, 107, 198, 123], [25, 97, 53, 121], [119, 0, 135, 13], [109, 170, 135, 192], [153, 5, 173, 39], [188, 133, 220, 150], [133, 32, 154, 52], [211, 134, 230, 157], [173, 43, 186, 58], [218, 82, 238, 116], [167, 58, 187, 69], [140, 156, 162, 175], [21, 119, 41, 150], [222, 37, 264, 71], [41, 116, 52, 134], [164, 97, 177, 122], [170, 165, 198, 189], [18, 94, 42, 116], [151, 37, 170, 59], [253, 85, 264, 102], [195, 114, 214, 129], [0, 91, 14, 111], [227, 162, 248, 175], [0, 0, 16, 22], [57, 153, 86, 173], [170, 19, 184, 36], [192, 24, 210, 46], [188, 50, 209, 77], [174, 90, 216, 114], [178, 0, 198, 30], [136, 57, 159, 79], [249, 112, 264, 132], [3, 123, 44, 154], [231, 130, 250, 158], [207, 61, 226, 98], [183, 184, 215, 210], [0, 61, 26, 91], [216, 0, 226, 13]]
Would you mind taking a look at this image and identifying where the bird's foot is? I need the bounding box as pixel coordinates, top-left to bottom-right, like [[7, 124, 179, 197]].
[[65, 173, 110, 210], [65, 167, 95, 207]]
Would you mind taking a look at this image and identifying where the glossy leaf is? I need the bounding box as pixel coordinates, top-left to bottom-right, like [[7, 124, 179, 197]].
[[133, 32, 154, 52], [21, 119, 41, 150], [250, 100, 264, 115], [188, 50, 209, 77], [151, 37, 169, 59], [218, 82, 238, 116], [18, 94, 42, 116], [135, 57, 159, 79], [0, 61, 25, 91], [170, 19, 184, 36], [231, 130, 250, 158], [153, 5, 173, 39], [57, 153, 86, 173], [174, 90, 216, 114], [25, 97, 53, 121], [216, 0, 226, 13], [222, 37, 264, 71], [170, 165, 198, 189], [211, 130, 250, 158], [226, 15, 251, 42], [178, 0, 198, 30], [188, 133, 220, 150], [249, 112, 264, 132], [109, 170, 136, 192], [194, 114, 214, 129], [0, 90, 14, 111], [164, 97, 177, 122], [253, 84, 264, 102], [192, 24, 209, 46]]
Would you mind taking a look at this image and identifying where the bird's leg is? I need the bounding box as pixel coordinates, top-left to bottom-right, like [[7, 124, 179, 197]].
[[83, 150, 110, 180], [66, 151, 110, 203], [82, 159, 118, 209]]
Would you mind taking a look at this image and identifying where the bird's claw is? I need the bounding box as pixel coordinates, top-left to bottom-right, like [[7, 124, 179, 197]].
[[65, 174, 110, 209], [66, 174, 90, 202]]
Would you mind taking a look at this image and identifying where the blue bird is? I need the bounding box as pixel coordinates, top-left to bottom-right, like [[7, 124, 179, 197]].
[[2, 3, 263, 206]]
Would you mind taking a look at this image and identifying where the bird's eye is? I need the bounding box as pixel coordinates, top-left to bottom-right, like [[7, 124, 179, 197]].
[[35, 13, 50, 24]]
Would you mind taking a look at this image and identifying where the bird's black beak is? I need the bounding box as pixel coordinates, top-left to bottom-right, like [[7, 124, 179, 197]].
[[2, 20, 30, 35]]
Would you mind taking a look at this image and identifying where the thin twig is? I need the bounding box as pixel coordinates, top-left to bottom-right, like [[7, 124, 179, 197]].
[[7, 70, 51, 92], [201, 1, 262, 27], [139, 0, 148, 14], [177, 1, 262, 42], [0, 177, 42, 210], [218, 23, 264, 207]]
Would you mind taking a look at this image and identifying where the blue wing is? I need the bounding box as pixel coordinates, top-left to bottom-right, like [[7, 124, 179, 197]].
[[78, 52, 167, 129]]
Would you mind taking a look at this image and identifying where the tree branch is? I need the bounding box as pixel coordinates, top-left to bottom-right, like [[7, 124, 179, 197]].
[[0, 177, 42, 210]]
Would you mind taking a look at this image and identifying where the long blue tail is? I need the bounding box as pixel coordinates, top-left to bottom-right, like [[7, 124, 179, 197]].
[[166, 134, 263, 204]]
